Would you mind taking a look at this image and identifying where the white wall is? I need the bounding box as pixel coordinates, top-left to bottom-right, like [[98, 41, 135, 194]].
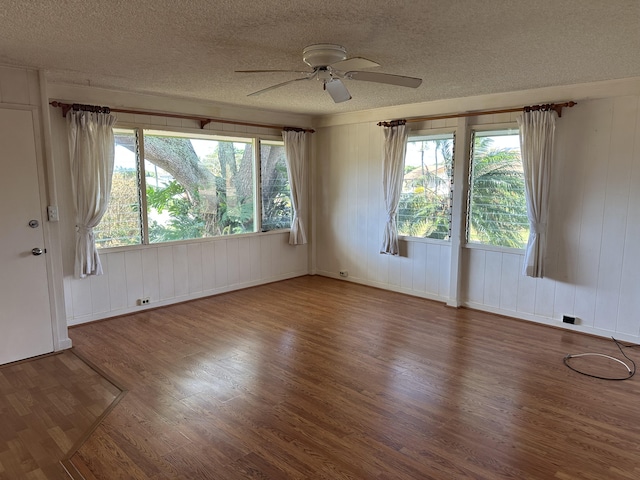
[[64, 234, 308, 325], [463, 95, 640, 341], [314, 79, 640, 343], [315, 121, 451, 301], [47, 84, 311, 325], [0, 66, 39, 105]]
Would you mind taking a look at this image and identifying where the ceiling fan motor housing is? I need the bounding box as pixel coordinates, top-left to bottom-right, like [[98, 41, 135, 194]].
[[303, 44, 347, 68]]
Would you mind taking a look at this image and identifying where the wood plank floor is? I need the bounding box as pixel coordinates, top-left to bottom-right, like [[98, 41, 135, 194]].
[[0, 350, 122, 480], [67, 275, 640, 479]]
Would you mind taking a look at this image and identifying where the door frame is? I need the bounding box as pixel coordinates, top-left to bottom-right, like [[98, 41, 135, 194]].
[[1, 101, 71, 353]]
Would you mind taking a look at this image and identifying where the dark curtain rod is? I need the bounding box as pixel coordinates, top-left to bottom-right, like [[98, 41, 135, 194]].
[[62, 103, 111, 114], [378, 101, 577, 127], [49, 101, 315, 133]]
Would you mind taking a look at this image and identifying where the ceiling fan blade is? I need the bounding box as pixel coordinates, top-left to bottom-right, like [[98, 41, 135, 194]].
[[347, 71, 422, 88], [330, 57, 380, 71], [325, 79, 352, 103], [236, 69, 311, 74], [248, 77, 311, 97]]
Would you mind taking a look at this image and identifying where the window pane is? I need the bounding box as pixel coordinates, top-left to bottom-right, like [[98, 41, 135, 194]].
[[144, 131, 255, 243], [467, 130, 528, 248], [96, 129, 142, 248], [260, 140, 291, 231], [398, 134, 454, 239]]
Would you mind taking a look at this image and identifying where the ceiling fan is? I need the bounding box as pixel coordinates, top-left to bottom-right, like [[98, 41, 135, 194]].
[[236, 44, 422, 103]]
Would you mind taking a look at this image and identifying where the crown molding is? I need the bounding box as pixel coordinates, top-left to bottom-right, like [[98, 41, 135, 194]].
[[312, 76, 640, 128], [46, 81, 314, 129]]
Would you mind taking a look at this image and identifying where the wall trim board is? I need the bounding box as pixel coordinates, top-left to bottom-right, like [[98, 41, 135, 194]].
[[315, 274, 640, 344], [38, 70, 71, 352], [57, 338, 73, 349], [46, 83, 314, 130], [315, 271, 448, 305], [67, 270, 308, 326], [462, 301, 640, 344]]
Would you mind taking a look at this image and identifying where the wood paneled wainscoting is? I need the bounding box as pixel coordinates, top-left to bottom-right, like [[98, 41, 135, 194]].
[[63, 276, 640, 479]]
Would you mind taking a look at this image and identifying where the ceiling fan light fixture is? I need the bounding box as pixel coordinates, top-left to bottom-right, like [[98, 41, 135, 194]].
[[325, 78, 351, 103]]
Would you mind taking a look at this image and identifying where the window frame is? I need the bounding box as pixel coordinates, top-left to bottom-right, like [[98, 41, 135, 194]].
[[466, 124, 527, 251], [94, 127, 145, 249], [258, 137, 292, 233], [398, 128, 456, 242], [99, 124, 291, 251]]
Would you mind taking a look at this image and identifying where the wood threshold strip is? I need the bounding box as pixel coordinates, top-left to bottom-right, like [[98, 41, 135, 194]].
[[49, 101, 315, 133], [59, 348, 128, 480], [377, 101, 577, 127]]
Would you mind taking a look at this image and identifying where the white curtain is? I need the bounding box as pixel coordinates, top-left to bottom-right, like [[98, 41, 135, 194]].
[[282, 129, 309, 245], [380, 122, 408, 255], [517, 109, 557, 278], [67, 110, 116, 278]]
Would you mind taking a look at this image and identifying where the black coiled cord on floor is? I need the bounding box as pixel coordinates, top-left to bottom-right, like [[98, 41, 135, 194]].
[[564, 337, 639, 381]]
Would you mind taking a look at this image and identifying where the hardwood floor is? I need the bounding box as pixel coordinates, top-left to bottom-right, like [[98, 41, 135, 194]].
[[0, 350, 122, 480], [62, 276, 640, 479]]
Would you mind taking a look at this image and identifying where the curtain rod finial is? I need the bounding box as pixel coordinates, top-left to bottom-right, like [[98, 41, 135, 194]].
[[49, 100, 72, 117]]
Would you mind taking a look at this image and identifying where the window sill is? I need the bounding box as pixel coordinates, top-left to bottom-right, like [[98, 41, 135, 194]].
[[97, 229, 292, 254], [398, 235, 451, 246], [463, 242, 525, 255]]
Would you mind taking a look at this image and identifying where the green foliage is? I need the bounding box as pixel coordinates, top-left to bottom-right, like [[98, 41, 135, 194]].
[[147, 181, 205, 242], [220, 198, 254, 235], [147, 180, 190, 215], [468, 137, 528, 248], [95, 169, 142, 248], [261, 153, 291, 231], [106, 133, 294, 245], [398, 188, 450, 239], [398, 134, 528, 248], [261, 192, 291, 231], [398, 139, 453, 240], [142, 139, 258, 241]]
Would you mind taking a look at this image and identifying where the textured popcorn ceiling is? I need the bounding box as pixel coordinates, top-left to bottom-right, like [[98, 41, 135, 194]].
[[1, 0, 639, 115]]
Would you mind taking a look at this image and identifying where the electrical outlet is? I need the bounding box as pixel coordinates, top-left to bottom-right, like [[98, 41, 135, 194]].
[[339, 270, 348, 278], [137, 297, 150, 306]]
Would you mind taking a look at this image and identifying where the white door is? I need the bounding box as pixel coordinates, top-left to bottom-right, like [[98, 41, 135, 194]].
[[0, 107, 53, 365]]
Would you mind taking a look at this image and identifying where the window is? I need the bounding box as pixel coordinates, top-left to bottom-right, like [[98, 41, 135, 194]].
[[144, 130, 255, 242], [467, 129, 527, 249], [260, 140, 291, 231], [398, 133, 454, 240], [95, 128, 142, 248], [97, 129, 291, 248]]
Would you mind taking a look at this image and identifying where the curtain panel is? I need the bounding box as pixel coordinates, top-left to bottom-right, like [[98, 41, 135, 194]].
[[282, 129, 309, 245], [380, 123, 408, 255], [67, 110, 116, 278], [517, 109, 557, 278]]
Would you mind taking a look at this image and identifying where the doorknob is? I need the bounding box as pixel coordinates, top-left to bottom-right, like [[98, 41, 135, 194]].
[[31, 248, 44, 256]]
